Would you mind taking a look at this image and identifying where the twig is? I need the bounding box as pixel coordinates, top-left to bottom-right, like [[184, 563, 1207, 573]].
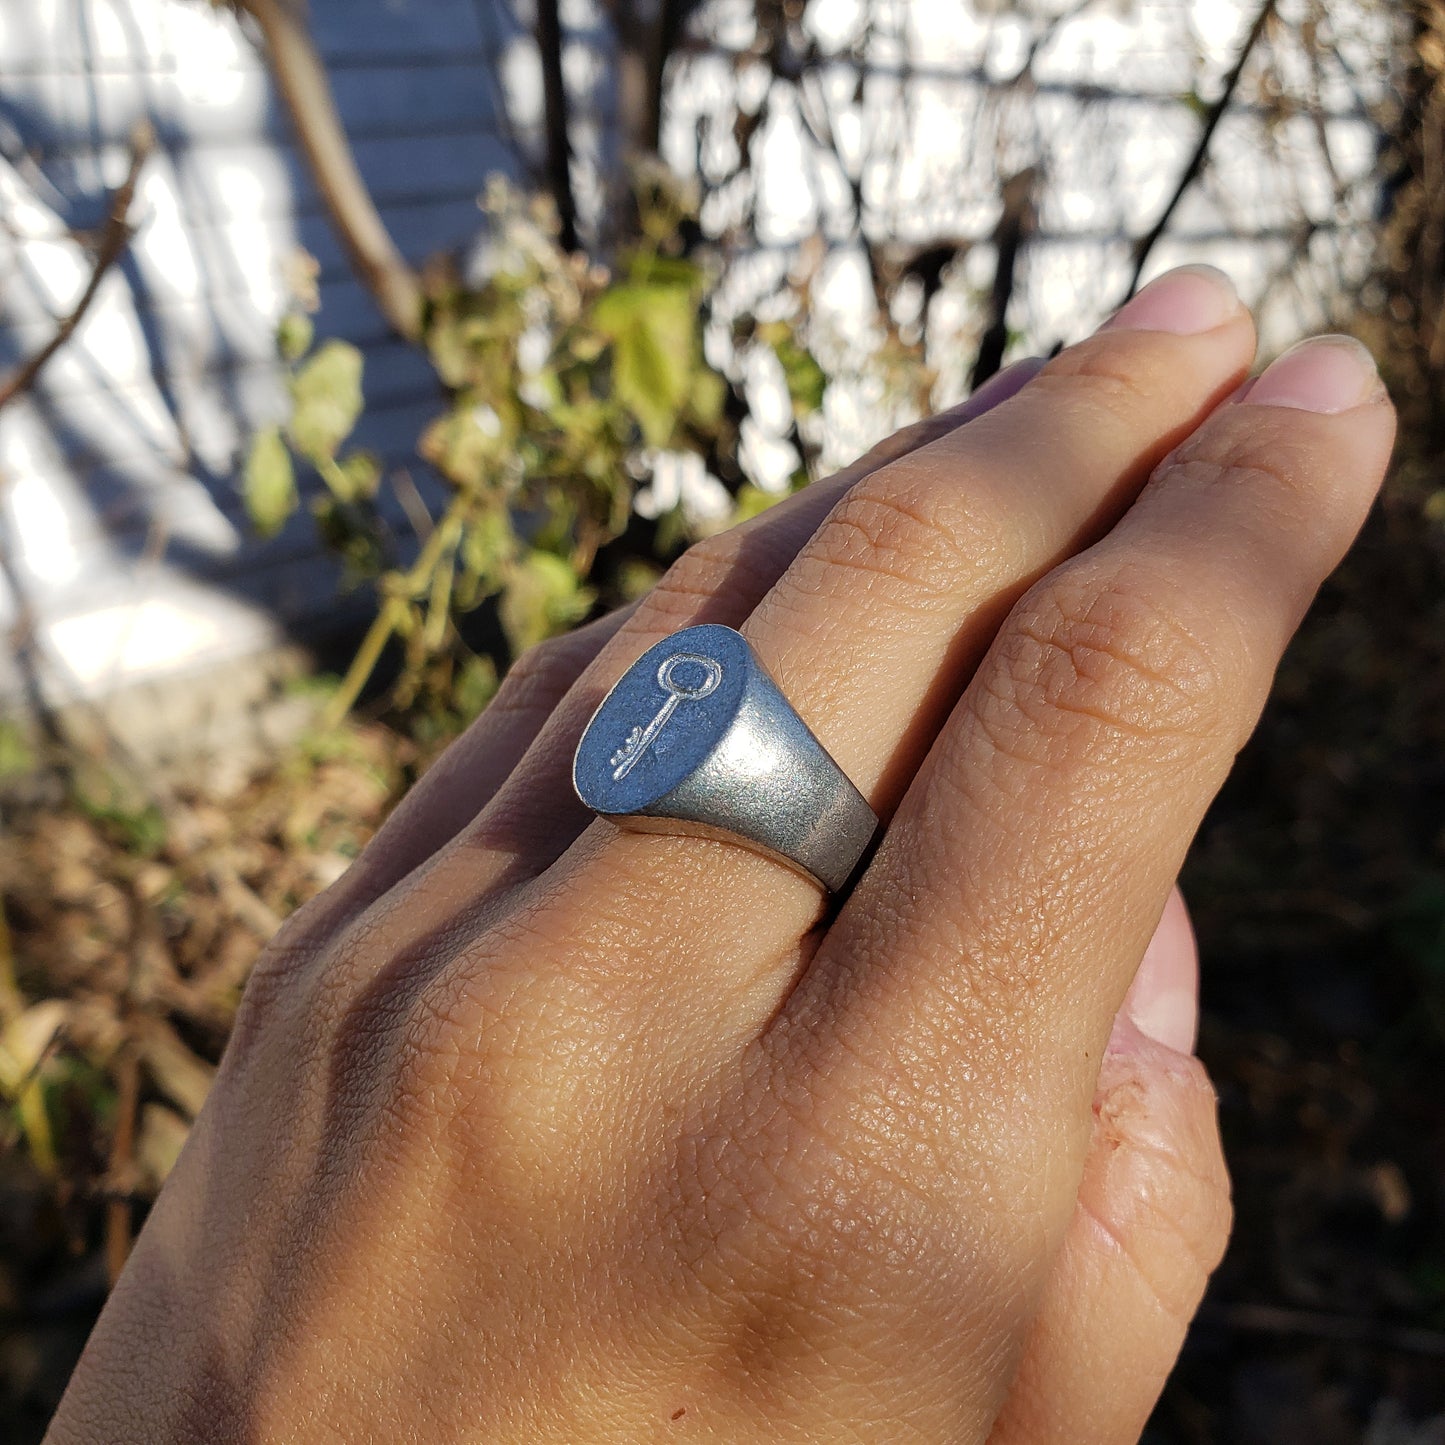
[[997, 0, 1095, 89], [536, 0, 579, 252], [235, 0, 423, 340], [971, 167, 1038, 388], [794, 55, 888, 312], [1201, 1301, 1445, 1359], [1123, 0, 1277, 298], [0, 121, 155, 413], [391, 467, 436, 544], [0, 124, 154, 750], [104, 1045, 140, 1286], [321, 494, 466, 727]]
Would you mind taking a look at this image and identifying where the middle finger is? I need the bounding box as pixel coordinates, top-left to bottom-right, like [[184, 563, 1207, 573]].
[[546, 266, 1255, 1017]]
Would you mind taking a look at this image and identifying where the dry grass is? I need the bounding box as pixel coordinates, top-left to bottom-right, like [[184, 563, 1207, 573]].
[[0, 716, 433, 1438]]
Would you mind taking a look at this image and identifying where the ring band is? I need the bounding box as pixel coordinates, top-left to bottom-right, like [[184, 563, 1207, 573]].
[[573, 623, 879, 892]]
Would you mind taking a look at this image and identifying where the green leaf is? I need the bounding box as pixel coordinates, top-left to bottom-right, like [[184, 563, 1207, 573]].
[[762, 328, 832, 419], [310, 495, 384, 580], [617, 559, 662, 601], [0, 721, 35, 780], [427, 315, 473, 389], [453, 655, 499, 718], [771, 335, 827, 416], [288, 340, 364, 463], [276, 311, 314, 363], [592, 284, 699, 446], [732, 483, 786, 523], [243, 425, 298, 538], [459, 507, 517, 588], [688, 365, 728, 429], [622, 254, 706, 291], [325, 450, 381, 503], [420, 401, 513, 489], [74, 792, 168, 858], [500, 550, 594, 655]]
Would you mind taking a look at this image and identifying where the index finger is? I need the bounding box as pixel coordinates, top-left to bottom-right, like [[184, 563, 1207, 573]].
[[787, 335, 1394, 1331]]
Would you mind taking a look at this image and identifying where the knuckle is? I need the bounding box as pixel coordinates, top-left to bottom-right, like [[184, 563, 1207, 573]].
[[229, 892, 373, 1049], [392, 965, 507, 1109], [371, 960, 555, 1175], [391, 916, 624, 1164], [980, 561, 1228, 764], [639, 531, 768, 630], [1159, 423, 1313, 505], [239, 924, 313, 1002], [309, 905, 423, 1039], [490, 630, 585, 718], [1035, 334, 1159, 421], [781, 467, 1017, 611]]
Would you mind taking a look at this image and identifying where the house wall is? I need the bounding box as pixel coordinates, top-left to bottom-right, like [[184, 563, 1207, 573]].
[[0, 0, 539, 703], [0, 0, 1400, 712]]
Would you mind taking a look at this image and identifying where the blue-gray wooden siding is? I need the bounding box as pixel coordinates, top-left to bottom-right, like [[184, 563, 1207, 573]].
[[0, 0, 1397, 703]]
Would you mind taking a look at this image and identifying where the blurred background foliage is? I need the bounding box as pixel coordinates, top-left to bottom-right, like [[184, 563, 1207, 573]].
[[235, 156, 937, 734], [240, 167, 839, 728], [2, 0, 1445, 1440]]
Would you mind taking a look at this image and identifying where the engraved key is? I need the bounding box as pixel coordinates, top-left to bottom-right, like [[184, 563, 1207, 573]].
[[610, 651, 723, 781]]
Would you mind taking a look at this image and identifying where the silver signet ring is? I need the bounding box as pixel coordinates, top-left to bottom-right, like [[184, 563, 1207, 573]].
[[572, 623, 879, 893]]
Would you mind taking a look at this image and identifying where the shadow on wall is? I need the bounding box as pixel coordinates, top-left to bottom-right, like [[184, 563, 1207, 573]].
[[0, 0, 532, 704], [0, 0, 1398, 709]]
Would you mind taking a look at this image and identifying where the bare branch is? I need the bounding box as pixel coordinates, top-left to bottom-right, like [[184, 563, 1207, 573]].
[[1124, 0, 1278, 298], [997, 0, 1095, 89], [0, 122, 154, 413], [234, 0, 424, 340], [972, 166, 1038, 388], [536, 0, 580, 252], [649, 0, 694, 153], [1201, 1301, 1445, 1359]]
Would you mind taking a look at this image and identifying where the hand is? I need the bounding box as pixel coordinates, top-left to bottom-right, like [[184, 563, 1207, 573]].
[[47, 267, 1395, 1444]]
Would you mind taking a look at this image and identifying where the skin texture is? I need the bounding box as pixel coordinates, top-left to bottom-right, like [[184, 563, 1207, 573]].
[[46, 271, 1395, 1445]]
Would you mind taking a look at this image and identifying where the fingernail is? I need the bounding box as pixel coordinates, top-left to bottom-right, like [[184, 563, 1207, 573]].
[[1111, 889, 1199, 1056], [1242, 335, 1386, 413], [1103, 264, 1239, 336]]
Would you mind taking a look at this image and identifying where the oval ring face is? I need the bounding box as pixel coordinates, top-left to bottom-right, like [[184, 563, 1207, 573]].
[[575, 624, 751, 814], [574, 621, 879, 891]]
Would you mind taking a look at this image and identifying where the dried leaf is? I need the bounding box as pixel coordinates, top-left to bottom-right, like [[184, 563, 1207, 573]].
[[135, 1017, 216, 1120], [135, 1103, 191, 1192], [500, 551, 594, 656], [0, 1002, 69, 1178], [0, 1001, 69, 1095]]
